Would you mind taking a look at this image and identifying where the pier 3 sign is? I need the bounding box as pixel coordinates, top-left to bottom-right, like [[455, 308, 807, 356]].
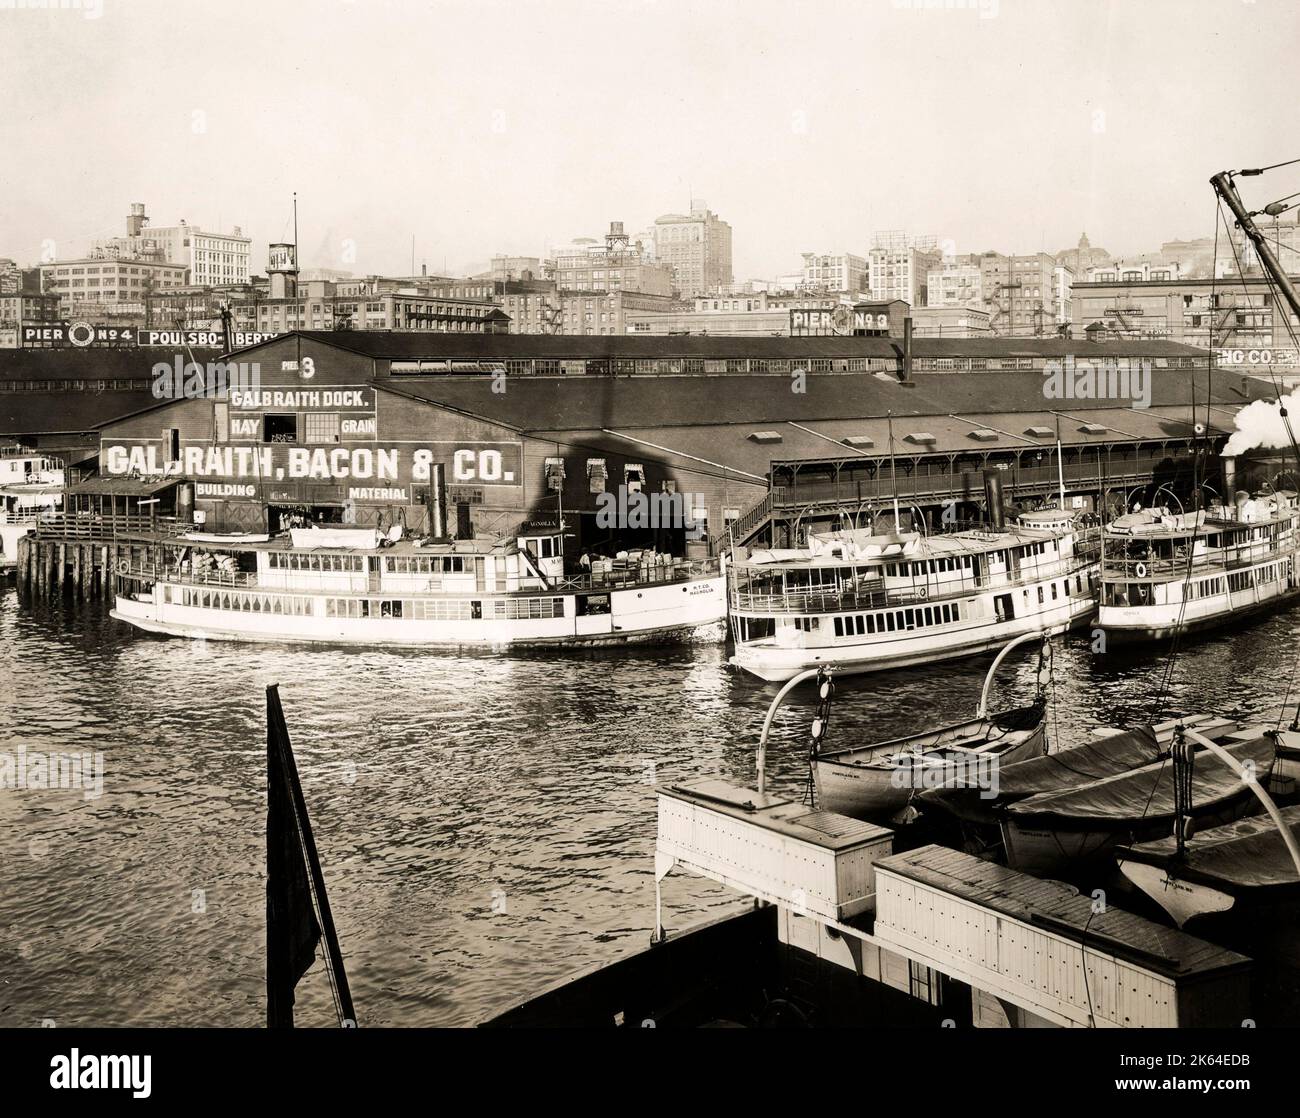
[[103, 441, 523, 487]]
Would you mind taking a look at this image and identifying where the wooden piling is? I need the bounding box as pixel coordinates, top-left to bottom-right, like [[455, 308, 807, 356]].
[[72, 544, 82, 600]]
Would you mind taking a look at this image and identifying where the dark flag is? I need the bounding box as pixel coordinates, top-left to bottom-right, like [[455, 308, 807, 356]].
[[266, 684, 355, 1028]]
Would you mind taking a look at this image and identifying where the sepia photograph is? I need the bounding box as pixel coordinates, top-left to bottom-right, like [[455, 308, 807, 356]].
[[1, 0, 1298, 1095]]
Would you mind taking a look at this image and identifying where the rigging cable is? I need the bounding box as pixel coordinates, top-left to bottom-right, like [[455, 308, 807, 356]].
[[1237, 157, 1300, 176], [1146, 203, 1223, 723]]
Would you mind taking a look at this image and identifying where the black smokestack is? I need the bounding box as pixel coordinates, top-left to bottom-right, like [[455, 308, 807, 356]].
[[1221, 455, 1237, 501], [456, 501, 472, 540], [983, 469, 1006, 531], [429, 462, 449, 539], [902, 317, 913, 383]]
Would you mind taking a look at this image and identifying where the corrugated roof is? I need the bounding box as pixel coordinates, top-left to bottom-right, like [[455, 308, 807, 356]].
[[0, 347, 219, 379], [877, 844, 1249, 979], [0, 391, 157, 436], [381, 368, 1265, 433]]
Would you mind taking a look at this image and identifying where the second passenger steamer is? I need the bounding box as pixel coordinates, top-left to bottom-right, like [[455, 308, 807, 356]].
[[729, 504, 1100, 681]]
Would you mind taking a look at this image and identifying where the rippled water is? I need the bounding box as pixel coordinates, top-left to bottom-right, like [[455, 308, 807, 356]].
[[2, 587, 1298, 1027]]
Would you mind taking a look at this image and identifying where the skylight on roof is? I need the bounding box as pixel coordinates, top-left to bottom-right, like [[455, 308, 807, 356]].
[[1024, 425, 1054, 438], [843, 435, 875, 448], [1079, 422, 1108, 434], [748, 430, 783, 444], [968, 429, 999, 442], [904, 432, 937, 444]]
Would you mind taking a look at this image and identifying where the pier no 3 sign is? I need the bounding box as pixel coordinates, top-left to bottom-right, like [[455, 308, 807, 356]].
[[102, 441, 524, 488]]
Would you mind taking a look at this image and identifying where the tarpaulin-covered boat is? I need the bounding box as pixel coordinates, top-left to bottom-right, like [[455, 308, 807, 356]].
[[917, 723, 1162, 826], [1118, 804, 1300, 927], [1000, 735, 1277, 878]]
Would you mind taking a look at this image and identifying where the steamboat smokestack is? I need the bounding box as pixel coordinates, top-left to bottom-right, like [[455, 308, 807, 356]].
[[901, 317, 913, 383], [429, 462, 449, 539], [1221, 455, 1237, 501], [983, 468, 1006, 531]]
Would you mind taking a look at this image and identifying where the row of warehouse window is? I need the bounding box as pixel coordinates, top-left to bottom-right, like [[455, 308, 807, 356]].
[[387, 355, 1203, 376], [0, 378, 150, 392]]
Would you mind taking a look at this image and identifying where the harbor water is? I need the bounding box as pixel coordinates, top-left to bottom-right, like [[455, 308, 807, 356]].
[[2, 587, 1298, 1027]]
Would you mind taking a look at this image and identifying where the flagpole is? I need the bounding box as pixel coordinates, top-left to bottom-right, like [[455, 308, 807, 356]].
[[268, 685, 356, 1027]]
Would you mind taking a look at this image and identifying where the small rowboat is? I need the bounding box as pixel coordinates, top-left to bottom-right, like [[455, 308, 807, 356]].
[[813, 632, 1050, 824]]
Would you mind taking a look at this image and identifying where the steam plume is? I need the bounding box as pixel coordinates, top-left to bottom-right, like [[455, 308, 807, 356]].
[[1221, 389, 1300, 456]]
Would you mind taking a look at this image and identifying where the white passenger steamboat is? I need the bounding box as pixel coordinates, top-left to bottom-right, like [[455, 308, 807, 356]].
[[1096, 488, 1300, 641], [728, 507, 1099, 682], [111, 525, 726, 648], [0, 446, 64, 581]]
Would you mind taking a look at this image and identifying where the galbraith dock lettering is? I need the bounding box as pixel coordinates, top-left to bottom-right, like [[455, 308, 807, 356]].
[[230, 390, 369, 409]]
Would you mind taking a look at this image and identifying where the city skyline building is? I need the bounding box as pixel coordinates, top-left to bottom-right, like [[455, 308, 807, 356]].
[[653, 201, 733, 296], [90, 203, 252, 287]]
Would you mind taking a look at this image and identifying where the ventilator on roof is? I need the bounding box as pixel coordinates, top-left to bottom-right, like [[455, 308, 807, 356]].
[[1024, 425, 1054, 438], [748, 431, 783, 444], [968, 429, 999, 442], [842, 435, 875, 448], [904, 432, 937, 445]]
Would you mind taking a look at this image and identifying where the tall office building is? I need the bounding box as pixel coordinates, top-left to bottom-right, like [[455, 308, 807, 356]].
[[652, 201, 733, 296], [92, 203, 252, 286]]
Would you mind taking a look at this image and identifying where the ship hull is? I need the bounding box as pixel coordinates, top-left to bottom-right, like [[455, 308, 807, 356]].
[[733, 599, 1090, 683], [1000, 797, 1256, 880], [111, 573, 728, 649], [1097, 582, 1300, 643]]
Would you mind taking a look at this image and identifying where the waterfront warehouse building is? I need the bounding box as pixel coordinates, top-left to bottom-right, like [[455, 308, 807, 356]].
[[81, 331, 1275, 553]]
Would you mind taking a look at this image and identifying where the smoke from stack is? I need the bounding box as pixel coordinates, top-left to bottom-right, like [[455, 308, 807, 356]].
[[1222, 389, 1300, 456]]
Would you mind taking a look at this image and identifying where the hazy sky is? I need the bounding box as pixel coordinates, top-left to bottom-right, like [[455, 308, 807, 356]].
[[2, 0, 1298, 279]]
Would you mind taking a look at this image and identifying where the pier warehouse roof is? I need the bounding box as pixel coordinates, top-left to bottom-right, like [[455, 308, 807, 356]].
[[82, 330, 1274, 540]]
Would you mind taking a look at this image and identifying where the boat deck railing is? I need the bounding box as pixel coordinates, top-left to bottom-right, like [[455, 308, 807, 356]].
[[0, 508, 58, 525], [124, 555, 723, 596], [730, 553, 1096, 614], [1101, 538, 1299, 580], [549, 557, 721, 592]]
